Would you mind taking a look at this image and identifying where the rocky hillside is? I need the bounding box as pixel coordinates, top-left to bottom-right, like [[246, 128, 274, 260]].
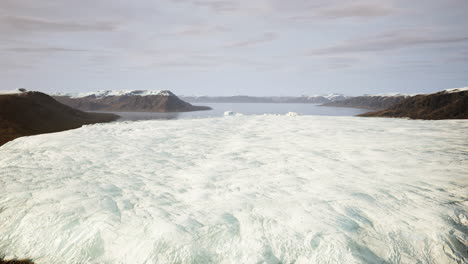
[[360, 88, 468, 120], [54, 90, 211, 112], [0, 91, 118, 146], [0, 258, 34, 264], [322, 95, 410, 110]]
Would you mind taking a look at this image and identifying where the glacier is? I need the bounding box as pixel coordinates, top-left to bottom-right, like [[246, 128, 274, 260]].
[[0, 116, 467, 264]]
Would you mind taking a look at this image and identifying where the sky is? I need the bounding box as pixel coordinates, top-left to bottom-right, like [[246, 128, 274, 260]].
[[0, 0, 467, 96]]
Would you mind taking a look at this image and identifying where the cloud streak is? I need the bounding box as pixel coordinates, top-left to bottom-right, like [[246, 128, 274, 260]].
[[225, 32, 277, 48], [290, 3, 397, 20], [188, 0, 238, 12], [309, 31, 468, 55], [318, 4, 396, 18], [4, 47, 90, 53], [166, 25, 231, 36], [0, 16, 117, 33]]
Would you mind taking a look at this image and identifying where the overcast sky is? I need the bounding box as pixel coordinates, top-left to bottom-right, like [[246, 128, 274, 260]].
[[1, 0, 467, 96]]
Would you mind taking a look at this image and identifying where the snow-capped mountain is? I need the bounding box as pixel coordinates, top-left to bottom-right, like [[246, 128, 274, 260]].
[[321, 93, 348, 101], [53, 90, 175, 99], [53, 90, 211, 113]]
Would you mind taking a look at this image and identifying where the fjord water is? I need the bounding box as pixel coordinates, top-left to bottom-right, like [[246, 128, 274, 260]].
[[112, 103, 368, 121], [0, 116, 467, 263]]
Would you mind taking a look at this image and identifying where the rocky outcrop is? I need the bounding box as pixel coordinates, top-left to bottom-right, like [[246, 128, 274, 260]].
[[360, 89, 468, 120], [53, 90, 211, 112], [0, 91, 119, 146], [0, 259, 34, 264], [322, 95, 409, 110]]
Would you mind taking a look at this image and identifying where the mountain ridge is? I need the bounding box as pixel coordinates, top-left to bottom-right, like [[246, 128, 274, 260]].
[[360, 89, 468, 120], [53, 90, 211, 112], [0, 91, 118, 146], [321, 95, 411, 110]]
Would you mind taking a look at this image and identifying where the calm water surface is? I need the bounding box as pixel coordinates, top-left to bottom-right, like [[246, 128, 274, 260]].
[[102, 103, 369, 121]]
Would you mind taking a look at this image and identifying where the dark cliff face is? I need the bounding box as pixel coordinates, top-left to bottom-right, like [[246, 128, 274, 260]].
[[54, 93, 211, 112], [360, 90, 468, 120], [0, 92, 118, 146], [322, 96, 409, 110]]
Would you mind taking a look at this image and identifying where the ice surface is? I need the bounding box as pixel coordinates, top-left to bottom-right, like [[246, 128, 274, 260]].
[[0, 116, 467, 264], [286, 112, 299, 116]]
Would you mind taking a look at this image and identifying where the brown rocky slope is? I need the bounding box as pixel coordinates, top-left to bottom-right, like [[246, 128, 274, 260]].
[[322, 95, 409, 110], [0, 259, 34, 264], [0, 91, 119, 146], [359, 89, 468, 120]]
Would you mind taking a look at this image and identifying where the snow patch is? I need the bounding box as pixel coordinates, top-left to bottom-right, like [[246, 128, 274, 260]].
[[322, 93, 347, 101], [0, 89, 27, 95], [0, 90, 20, 95], [443, 87, 468, 93]]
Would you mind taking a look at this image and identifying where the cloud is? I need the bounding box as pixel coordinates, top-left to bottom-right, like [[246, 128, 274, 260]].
[[4, 47, 90, 53], [324, 56, 362, 69], [172, 0, 268, 13], [225, 32, 277, 48], [167, 25, 231, 36], [0, 38, 98, 55], [445, 50, 468, 62], [291, 3, 397, 20], [317, 4, 396, 18], [189, 0, 239, 12], [308, 30, 468, 55], [175, 0, 397, 19], [0, 15, 117, 33], [0, 0, 467, 94]]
